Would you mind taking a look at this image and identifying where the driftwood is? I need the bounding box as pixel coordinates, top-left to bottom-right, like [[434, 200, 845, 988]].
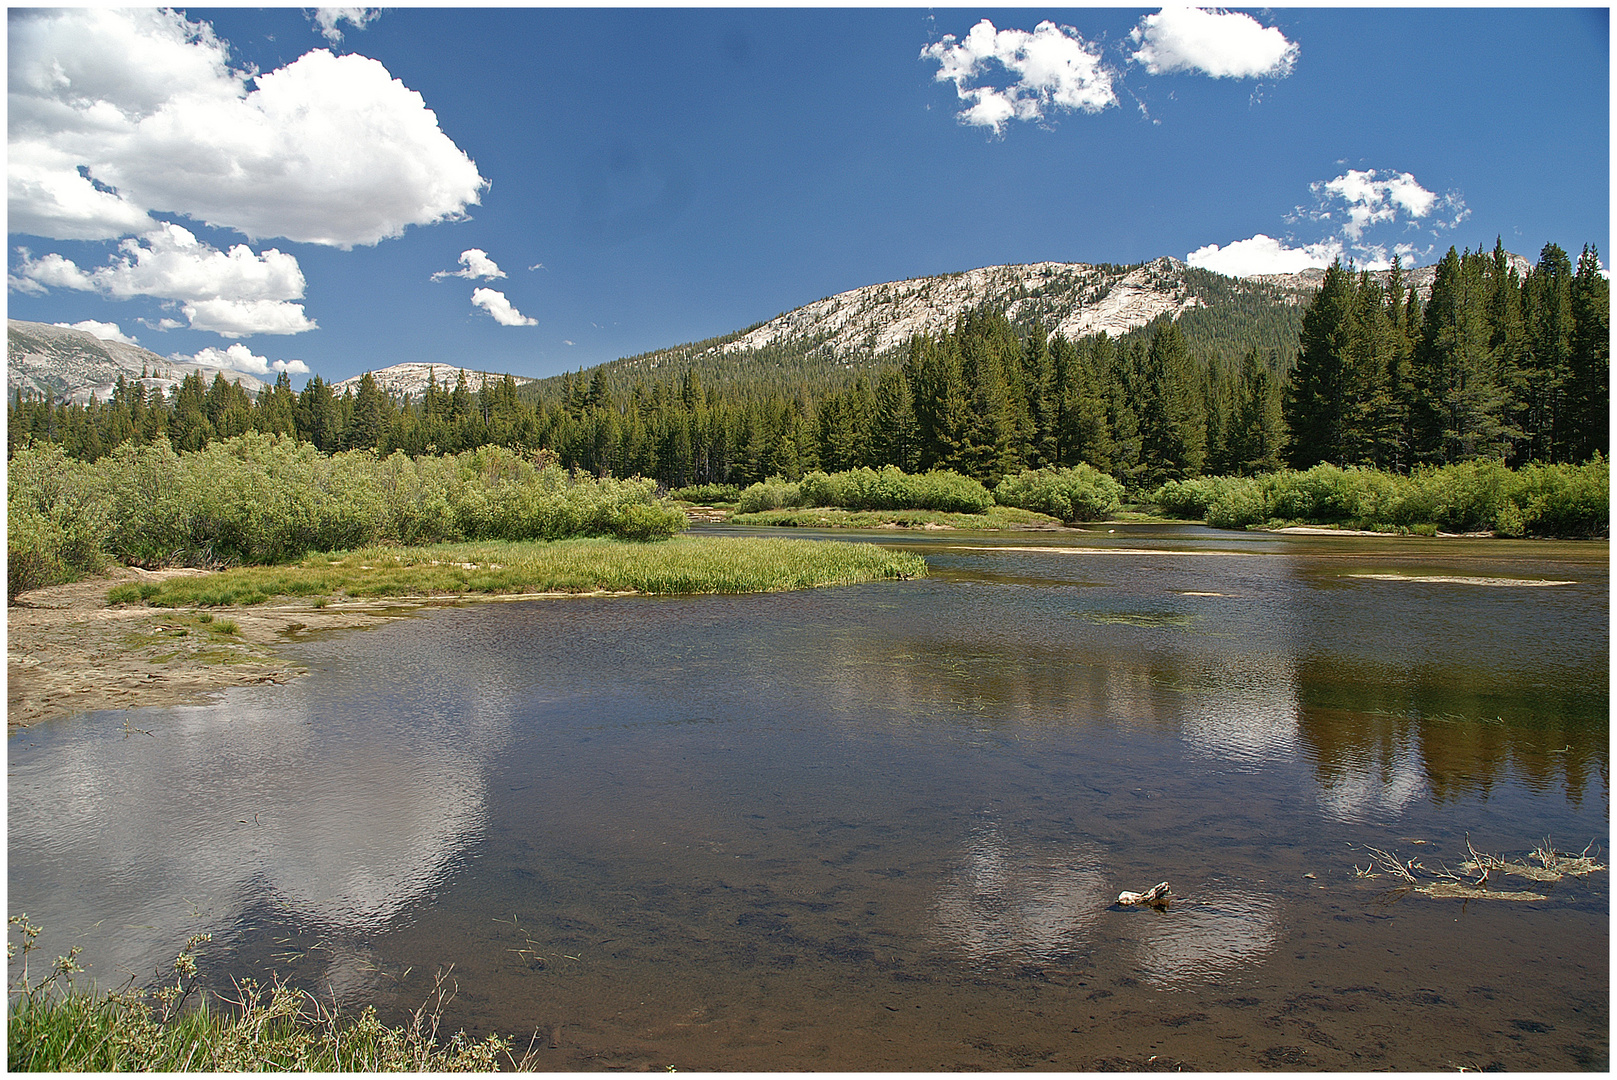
[[1117, 881, 1171, 908]]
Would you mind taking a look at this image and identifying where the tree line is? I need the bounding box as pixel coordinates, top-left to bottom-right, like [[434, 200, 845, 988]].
[[9, 241, 1606, 490]]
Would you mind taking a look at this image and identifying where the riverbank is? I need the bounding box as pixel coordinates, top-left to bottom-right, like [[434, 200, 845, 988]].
[[8, 535, 926, 729]]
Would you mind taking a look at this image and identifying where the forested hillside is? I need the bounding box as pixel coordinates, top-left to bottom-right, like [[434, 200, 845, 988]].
[[10, 243, 1606, 493]]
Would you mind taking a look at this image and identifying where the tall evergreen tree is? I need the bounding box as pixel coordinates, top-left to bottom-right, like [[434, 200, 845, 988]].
[[1283, 260, 1354, 468]]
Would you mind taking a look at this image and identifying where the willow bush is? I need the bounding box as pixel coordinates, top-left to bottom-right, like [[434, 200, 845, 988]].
[[993, 465, 1124, 523], [8, 434, 689, 598], [738, 466, 993, 515], [1152, 458, 1609, 538]]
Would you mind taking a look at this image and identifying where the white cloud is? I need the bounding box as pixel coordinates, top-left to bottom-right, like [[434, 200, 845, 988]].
[[1186, 233, 1344, 277], [312, 8, 381, 45], [432, 248, 506, 281], [1310, 169, 1461, 241], [470, 288, 537, 327], [12, 222, 316, 336], [922, 20, 1116, 134], [55, 319, 139, 345], [177, 342, 309, 375], [1193, 167, 1469, 277], [1129, 8, 1299, 79], [183, 299, 318, 337], [9, 8, 487, 248]]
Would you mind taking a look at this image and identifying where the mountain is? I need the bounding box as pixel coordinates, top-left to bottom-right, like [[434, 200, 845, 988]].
[[7, 320, 266, 404], [544, 252, 1535, 400], [330, 362, 535, 401], [544, 257, 1318, 400]]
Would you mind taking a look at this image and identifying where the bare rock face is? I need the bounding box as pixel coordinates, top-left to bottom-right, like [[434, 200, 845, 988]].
[[7, 320, 265, 403], [330, 362, 535, 401], [717, 258, 1214, 360]]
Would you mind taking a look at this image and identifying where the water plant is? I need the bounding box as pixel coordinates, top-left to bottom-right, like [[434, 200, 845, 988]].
[[7, 916, 539, 1071]]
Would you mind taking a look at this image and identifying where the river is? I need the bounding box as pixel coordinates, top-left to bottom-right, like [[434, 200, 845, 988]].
[[8, 524, 1608, 1069]]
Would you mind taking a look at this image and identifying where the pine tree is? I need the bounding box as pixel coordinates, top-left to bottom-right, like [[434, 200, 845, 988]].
[[1521, 243, 1575, 461], [1138, 322, 1206, 484], [1411, 247, 1510, 463], [1283, 260, 1354, 468], [1567, 244, 1609, 461]]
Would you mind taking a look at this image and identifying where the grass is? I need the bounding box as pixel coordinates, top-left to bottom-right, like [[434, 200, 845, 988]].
[[8, 916, 538, 1071], [728, 506, 1062, 530], [105, 535, 928, 608]]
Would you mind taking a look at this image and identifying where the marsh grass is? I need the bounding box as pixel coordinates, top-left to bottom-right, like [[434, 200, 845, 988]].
[[729, 506, 1059, 530], [107, 535, 928, 608], [7, 916, 537, 1071]]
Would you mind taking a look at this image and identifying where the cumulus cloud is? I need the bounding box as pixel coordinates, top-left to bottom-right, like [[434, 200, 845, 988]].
[[55, 319, 139, 345], [312, 8, 381, 45], [922, 19, 1116, 134], [12, 222, 316, 336], [432, 248, 506, 281], [182, 299, 318, 337], [1185, 234, 1344, 276], [1307, 169, 1465, 241], [177, 343, 310, 376], [1192, 167, 1468, 277], [9, 7, 487, 247], [471, 288, 537, 327], [1129, 8, 1298, 79]]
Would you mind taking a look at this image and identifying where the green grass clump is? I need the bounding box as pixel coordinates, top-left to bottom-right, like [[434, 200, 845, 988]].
[[1152, 458, 1609, 538], [108, 535, 928, 608], [7, 916, 531, 1071]]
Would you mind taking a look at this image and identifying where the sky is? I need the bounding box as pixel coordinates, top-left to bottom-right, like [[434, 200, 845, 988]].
[[6, 6, 1610, 386]]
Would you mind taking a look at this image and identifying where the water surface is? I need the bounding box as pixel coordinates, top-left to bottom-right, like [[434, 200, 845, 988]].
[[9, 525, 1608, 1069]]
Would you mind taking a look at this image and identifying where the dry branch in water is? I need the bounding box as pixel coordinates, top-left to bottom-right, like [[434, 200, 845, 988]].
[[1117, 881, 1172, 908]]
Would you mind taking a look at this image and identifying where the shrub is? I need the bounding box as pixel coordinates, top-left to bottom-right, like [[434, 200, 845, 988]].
[[795, 466, 994, 514], [669, 483, 741, 504], [6, 436, 689, 597], [737, 477, 803, 513], [994, 465, 1124, 522], [1146, 459, 1608, 538], [1152, 477, 1223, 520]]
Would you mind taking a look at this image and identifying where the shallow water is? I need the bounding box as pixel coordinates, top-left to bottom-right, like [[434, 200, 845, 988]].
[[9, 525, 1609, 1069]]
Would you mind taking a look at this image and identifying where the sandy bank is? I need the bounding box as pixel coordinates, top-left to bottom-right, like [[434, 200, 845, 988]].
[[7, 568, 627, 730]]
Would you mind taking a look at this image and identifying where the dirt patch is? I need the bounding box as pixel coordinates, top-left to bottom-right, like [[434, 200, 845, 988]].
[[8, 567, 616, 731]]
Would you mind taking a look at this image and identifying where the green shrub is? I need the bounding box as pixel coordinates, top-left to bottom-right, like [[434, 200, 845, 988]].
[[737, 476, 803, 513], [1147, 459, 1608, 538], [994, 465, 1124, 523], [669, 482, 741, 504], [794, 466, 994, 514], [7, 435, 689, 595], [1152, 477, 1223, 519]]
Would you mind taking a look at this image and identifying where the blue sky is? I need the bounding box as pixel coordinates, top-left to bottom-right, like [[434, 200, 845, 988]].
[[7, 6, 1609, 386]]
